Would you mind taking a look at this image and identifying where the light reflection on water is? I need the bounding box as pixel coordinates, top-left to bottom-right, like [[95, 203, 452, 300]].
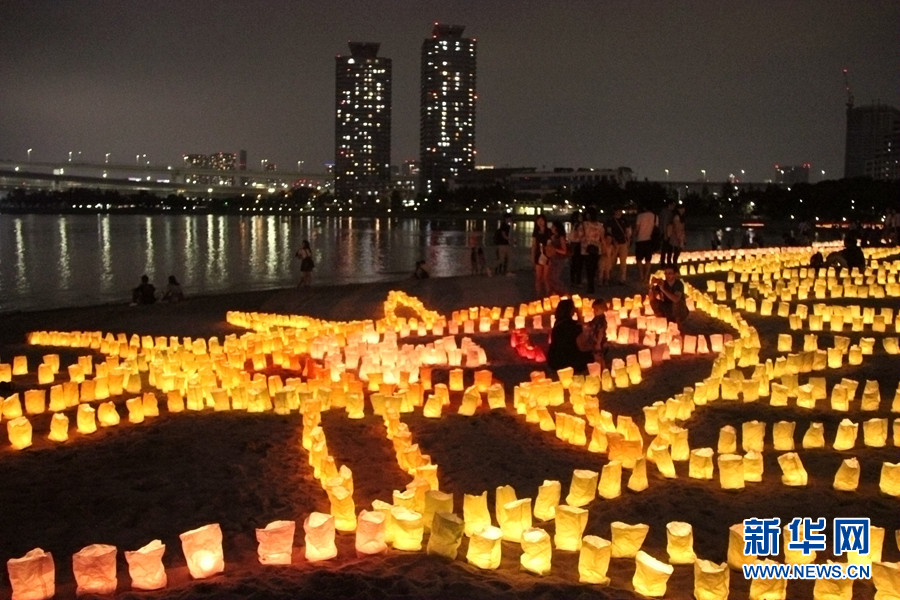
[[0, 213, 785, 313]]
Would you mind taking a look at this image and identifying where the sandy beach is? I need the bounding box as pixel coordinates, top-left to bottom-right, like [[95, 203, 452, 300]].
[[1, 253, 898, 600]]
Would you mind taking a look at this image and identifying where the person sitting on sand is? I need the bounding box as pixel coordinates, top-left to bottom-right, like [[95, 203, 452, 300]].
[[162, 275, 184, 302], [131, 274, 156, 305], [546, 298, 593, 374], [649, 265, 688, 324], [413, 260, 430, 279]]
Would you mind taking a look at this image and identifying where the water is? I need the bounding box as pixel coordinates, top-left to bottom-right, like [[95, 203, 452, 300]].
[[0, 213, 788, 313]]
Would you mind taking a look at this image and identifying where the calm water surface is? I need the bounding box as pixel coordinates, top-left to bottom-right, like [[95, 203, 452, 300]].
[[0, 213, 780, 313]]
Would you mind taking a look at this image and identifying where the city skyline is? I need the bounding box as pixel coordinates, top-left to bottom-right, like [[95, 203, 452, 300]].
[[1, 1, 898, 183]]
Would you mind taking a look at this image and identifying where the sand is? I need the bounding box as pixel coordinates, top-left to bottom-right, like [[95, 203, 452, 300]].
[[0, 258, 898, 600]]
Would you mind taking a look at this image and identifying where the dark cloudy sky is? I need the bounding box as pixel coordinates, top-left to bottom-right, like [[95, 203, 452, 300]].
[[1, 0, 897, 182]]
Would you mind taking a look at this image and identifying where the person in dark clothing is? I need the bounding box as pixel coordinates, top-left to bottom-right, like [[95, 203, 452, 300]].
[[649, 265, 688, 324], [131, 274, 156, 305], [840, 235, 866, 273], [546, 298, 592, 374]]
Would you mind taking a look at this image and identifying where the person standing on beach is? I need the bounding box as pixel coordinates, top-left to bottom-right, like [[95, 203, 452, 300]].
[[546, 220, 569, 295], [493, 213, 512, 275], [568, 211, 584, 287], [658, 199, 675, 266], [580, 207, 603, 293], [531, 214, 551, 296], [295, 240, 314, 287], [633, 203, 657, 284], [605, 208, 631, 284], [667, 205, 686, 266]]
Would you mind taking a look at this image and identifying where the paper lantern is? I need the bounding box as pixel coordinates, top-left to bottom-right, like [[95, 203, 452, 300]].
[[179, 523, 224, 579], [782, 523, 816, 565], [520, 527, 552, 575], [533, 480, 561, 521], [803, 422, 825, 448], [466, 525, 502, 570], [76, 404, 97, 434], [847, 526, 884, 565], [778, 452, 808, 486], [390, 506, 424, 551], [689, 448, 714, 480], [355, 509, 387, 555], [97, 401, 120, 427], [694, 559, 730, 600], [23, 390, 45, 415], [426, 511, 463, 559], [773, 420, 796, 451], [554, 504, 588, 551], [727, 523, 755, 570], [666, 521, 696, 564], [810, 563, 853, 600], [598, 460, 622, 499], [7, 548, 54, 600], [749, 559, 787, 600], [610, 521, 648, 558], [124, 539, 166, 591], [872, 561, 900, 599], [578, 535, 611, 584], [743, 450, 764, 483], [7, 416, 32, 450], [463, 491, 491, 536], [742, 420, 765, 452], [500, 498, 532, 542], [881, 462, 900, 496], [717, 454, 744, 489], [833, 419, 858, 450], [633, 551, 674, 597], [12, 355, 28, 376], [566, 469, 598, 507], [864, 418, 888, 447], [628, 456, 649, 492], [46, 413, 68, 443], [255, 520, 295, 565], [303, 512, 338, 561], [72, 543, 117, 595], [718, 425, 737, 454], [327, 485, 357, 532]]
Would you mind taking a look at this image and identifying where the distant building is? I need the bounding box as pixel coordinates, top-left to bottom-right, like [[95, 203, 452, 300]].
[[419, 23, 477, 196], [335, 42, 392, 202], [773, 163, 810, 186], [844, 103, 900, 180]]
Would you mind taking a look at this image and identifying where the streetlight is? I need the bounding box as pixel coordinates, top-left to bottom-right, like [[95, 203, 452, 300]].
[[700, 169, 707, 182], [664, 168, 669, 182], [68, 151, 73, 162], [27, 148, 32, 162], [105, 153, 110, 164], [136, 154, 140, 166], [297, 160, 305, 172]]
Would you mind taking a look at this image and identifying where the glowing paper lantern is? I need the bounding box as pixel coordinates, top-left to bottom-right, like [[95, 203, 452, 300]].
[[783, 523, 816, 565], [255, 520, 295, 565], [355, 510, 387, 556], [124, 539, 166, 591], [390, 506, 424, 551], [463, 491, 491, 536], [179, 523, 224, 579], [633, 551, 674, 597], [578, 535, 611, 584], [598, 460, 622, 499], [864, 418, 888, 447], [12, 355, 28, 376], [610, 521, 648, 558], [872, 561, 900, 599], [533, 480, 561, 521], [72, 543, 117, 595], [689, 448, 714, 480], [520, 527, 552, 575], [466, 525, 502, 570], [666, 521, 696, 564], [77, 404, 97, 434], [500, 498, 532, 542], [833, 419, 858, 450], [7, 416, 32, 450], [566, 469, 598, 507], [812, 562, 854, 600], [717, 454, 744, 489], [749, 559, 787, 600], [881, 462, 900, 496], [773, 420, 796, 451], [426, 512, 463, 559], [777, 452, 808, 486], [743, 451, 764, 483], [97, 401, 120, 427], [327, 485, 357, 532], [717, 425, 737, 454], [694, 559, 730, 600], [802, 422, 825, 448], [47, 413, 68, 443], [727, 524, 755, 570], [303, 512, 338, 561], [7, 548, 54, 600], [554, 505, 588, 551], [741, 420, 765, 452], [628, 456, 649, 492]]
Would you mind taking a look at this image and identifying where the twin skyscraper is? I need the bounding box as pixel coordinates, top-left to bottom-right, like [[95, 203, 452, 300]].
[[335, 23, 477, 203]]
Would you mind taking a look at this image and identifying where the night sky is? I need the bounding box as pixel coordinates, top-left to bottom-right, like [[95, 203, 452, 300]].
[[1, 0, 897, 183]]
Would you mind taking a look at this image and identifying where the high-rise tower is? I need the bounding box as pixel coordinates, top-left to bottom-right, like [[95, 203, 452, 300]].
[[419, 23, 477, 196], [335, 42, 392, 202], [844, 104, 900, 180]]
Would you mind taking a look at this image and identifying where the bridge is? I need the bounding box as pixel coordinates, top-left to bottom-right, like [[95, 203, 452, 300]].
[[0, 159, 332, 198]]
